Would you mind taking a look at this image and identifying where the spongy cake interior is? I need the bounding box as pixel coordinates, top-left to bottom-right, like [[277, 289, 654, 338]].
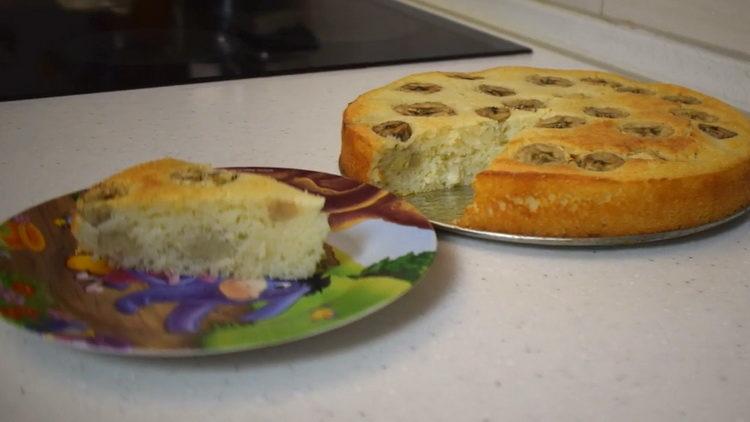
[[73, 159, 329, 280], [370, 114, 536, 195]]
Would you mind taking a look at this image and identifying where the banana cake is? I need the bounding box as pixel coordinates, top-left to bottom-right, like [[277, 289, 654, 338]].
[[340, 66, 750, 237]]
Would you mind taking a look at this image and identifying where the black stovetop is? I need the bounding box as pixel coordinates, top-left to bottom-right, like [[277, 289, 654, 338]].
[[0, 0, 530, 101]]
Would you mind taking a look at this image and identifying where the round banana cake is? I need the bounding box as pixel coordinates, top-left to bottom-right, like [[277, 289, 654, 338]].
[[340, 66, 750, 237]]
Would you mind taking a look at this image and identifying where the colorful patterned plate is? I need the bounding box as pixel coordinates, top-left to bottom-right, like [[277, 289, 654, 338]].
[[0, 168, 437, 356]]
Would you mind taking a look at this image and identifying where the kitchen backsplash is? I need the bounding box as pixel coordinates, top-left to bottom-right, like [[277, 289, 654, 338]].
[[535, 0, 748, 58]]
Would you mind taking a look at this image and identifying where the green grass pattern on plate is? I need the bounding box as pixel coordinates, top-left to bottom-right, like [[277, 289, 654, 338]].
[[200, 249, 434, 350]]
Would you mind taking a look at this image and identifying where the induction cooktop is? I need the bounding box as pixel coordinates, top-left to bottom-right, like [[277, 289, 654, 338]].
[[0, 0, 531, 101]]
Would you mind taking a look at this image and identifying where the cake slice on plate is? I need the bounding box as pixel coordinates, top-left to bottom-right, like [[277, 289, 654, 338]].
[[72, 158, 329, 279]]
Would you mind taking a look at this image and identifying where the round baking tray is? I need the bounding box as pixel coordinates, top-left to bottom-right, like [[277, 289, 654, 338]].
[[405, 186, 750, 246]]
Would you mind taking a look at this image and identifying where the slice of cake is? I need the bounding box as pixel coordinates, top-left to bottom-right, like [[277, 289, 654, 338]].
[[72, 158, 330, 279]]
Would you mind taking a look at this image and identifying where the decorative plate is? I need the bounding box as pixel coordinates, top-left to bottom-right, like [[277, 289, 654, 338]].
[[405, 186, 749, 246], [0, 168, 437, 356]]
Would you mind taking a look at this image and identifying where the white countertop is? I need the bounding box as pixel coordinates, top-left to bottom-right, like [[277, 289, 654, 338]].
[[2, 14, 750, 422]]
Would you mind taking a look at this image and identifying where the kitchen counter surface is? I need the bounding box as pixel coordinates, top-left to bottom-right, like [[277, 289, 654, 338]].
[[2, 14, 750, 422]]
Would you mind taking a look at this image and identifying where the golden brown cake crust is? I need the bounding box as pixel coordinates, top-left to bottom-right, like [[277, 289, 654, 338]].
[[340, 104, 383, 184], [78, 158, 323, 208], [340, 66, 750, 237]]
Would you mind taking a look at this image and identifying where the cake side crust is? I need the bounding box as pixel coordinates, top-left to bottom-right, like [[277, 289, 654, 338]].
[[458, 159, 750, 237]]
